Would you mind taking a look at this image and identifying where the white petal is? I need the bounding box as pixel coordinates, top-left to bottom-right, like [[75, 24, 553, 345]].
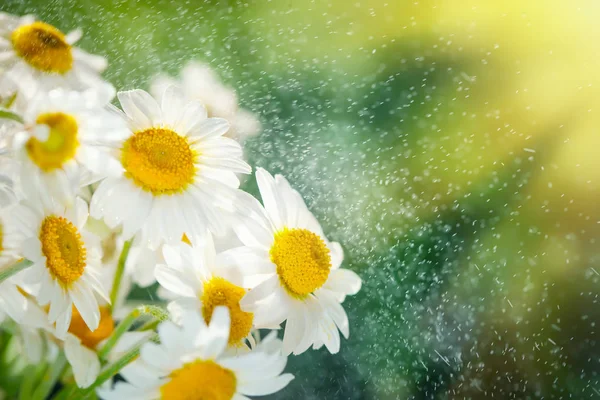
[[175, 100, 208, 135], [21, 237, 43, 261], [239, 275, 279, 310], [54, 305, 73, 339], [255, 168, 285, 230], [64, 336, 101, 388], [70, 282, 100, 331], [199, 306, 229, 360], [325, 269, 362, 296], [160, 85, 187, 128], [154, 264, 197, 298], [117, 90, 161, 130], [140, 341, 179, 372], [238, 373, 294, 396], [188, 117, 230, 140], [65, 28, 82, 44]]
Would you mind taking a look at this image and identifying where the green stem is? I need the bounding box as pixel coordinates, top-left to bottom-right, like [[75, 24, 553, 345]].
[[0, 108, 23, 124], [97, 308, 139, 361], [98, 305, 169, 361], [0, 259, 32, 284], [138, 318, 161, 332], [109, 239, 132, 310], [30, 352, 68, 400], [71, 333, 159, 400], [18, 364, 45, 400]]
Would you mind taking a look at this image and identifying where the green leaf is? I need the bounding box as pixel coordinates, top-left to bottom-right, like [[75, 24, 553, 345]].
[[0, 108, 23, 124]]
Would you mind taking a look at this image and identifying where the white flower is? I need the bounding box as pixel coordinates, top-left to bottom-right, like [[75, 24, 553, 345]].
[[12, 196, 108, 338], [0, 13, 112, 94], [230, 168, 362, 355], [90, 87, 251, 249], [151, 61, 261, 142], [155, 233, 255, 347], [98, 307, 293, 400], [11, 88, 126, 205]]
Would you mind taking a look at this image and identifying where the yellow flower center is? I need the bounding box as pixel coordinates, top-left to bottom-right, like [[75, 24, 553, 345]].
[[10, 22, 73, 74], [201, 277, 253, 346], [270, 228, 331, 297], [26, 112, 79, 171], [121, 128, 197, 195], [68, 306, 114, 349], [40, 216, 86, 287], [160, 360, 236, 400]]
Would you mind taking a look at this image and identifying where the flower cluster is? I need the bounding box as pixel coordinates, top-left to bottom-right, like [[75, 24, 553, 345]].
[[0, 12, 361, 400]]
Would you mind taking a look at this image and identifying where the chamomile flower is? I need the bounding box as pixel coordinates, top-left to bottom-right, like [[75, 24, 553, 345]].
[[151, 61, 261, 142], [0, 206, 28, 324], [12, 88, 125, 205], [230, 168, 362, 355], [12, 196, 108, 338], [0, 13, 111, 93], [90, 87, 251, 248], [98, 307, 293, 400], [155, 233, 255, 347]]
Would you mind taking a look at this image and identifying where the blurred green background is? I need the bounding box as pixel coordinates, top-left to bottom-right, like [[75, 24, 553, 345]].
[[3, 0, 600, 398]]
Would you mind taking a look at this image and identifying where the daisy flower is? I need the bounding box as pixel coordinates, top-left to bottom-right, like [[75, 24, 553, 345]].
[[0, 13, 111, 93], [230, 168, 362, 355], [155, 233, 255, 348], [99, 307, 293, 400], [151, 61, 261, 142], [90, 87, 251, 248], [12, 196, 108, 338], [12, 88, 126, 205]]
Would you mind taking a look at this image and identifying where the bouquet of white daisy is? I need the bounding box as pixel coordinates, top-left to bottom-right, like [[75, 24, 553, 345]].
[[0, 12, 362, 400]]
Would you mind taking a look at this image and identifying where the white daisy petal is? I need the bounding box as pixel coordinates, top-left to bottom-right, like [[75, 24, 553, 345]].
[[188, 117, 230, 140], [154, 263, 197, 298], [198, 306, 230, 360], [238, 373, 294, 396], [325, 268, 362, 295], [118, 89, 161, 129], [64, 336, 101, 388], [255, 167, 286, 230], [239, 275, 279, 310], [160, 85, 188, 128], [70, 282, 100, 331]]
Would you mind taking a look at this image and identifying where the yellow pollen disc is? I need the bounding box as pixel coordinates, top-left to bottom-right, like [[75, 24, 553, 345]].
[[40, 216, 86, 286], [270, 228, 331, 297], [181, 233, 192, 245], [121, 128, 197, 195], [68, 306, 114, 349], [201, 277, 254, 346], [160, 360, 236, 400], [26, 112, 79, 171], [11, 22, 73, 74]]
